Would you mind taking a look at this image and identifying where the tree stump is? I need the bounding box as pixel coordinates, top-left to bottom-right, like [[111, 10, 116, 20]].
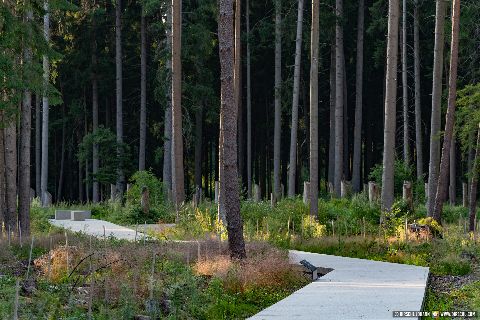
[[402, 181, 413, 210], [368, 181, 379, 203], [110, 184, 116, 201], [303, 181, 310, 204], [340, 180, 352, 198], [194, 185, 202, 208], [327, 182, 334, 195], [254, 184, 261, 202], [141, 186, 150, 214], [44, 191, 52, 206]]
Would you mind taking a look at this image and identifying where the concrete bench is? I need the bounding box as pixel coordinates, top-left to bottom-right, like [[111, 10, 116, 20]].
[[55, 210, 72, 220], [71, 210, 91, 221]]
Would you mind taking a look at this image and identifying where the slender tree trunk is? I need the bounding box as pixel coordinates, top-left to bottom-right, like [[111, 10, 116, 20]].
[[4, 118, 17, 231], [287, 0, 304, 197], [56, 105, 66, 201], [334, 0, 344, 197], [469, 124, 480, 232], [92, 23, 99, 203], [41, 0, 50, 207], [381, 0, 400, 211], [18, 10, 33, 235], [309, 0, 319, 216], [163, 6, 173, 194], [342, 56, 349, 181], [139, 7, 147, 171], [414, 0, 423, 180], [172, 0, 185, 207], [273, 0, 282, 202], [328, 45, 335, 187], [0, 113, 5, 226], [432, 0, 461, 222], [194, 107, 203, 189], [35, 95, 41, 197], [234, 0, 243, 184], [246, 0, 252, 198], [218, 0, 247, 259], [449, 137, 456, 204], [427, 0, 446, 216], [402, 0, 409, 165], [352, 0, 364, 193], [115, 0, 125, 198]]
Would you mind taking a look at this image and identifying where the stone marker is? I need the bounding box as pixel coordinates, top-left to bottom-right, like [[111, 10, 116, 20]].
[[110, 184, 116, 201], [253, 184, 261, 202], [71, 210, 91, 221], [340, 180, 352, 198], [55, 210, 71, 220], [403, 181, 413, 209], [303, 182, 310, 204], [368, 181, 379, 203]]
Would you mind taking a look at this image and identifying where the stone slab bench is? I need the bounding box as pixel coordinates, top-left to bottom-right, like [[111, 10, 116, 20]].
[[71, 210, 91, 221], [55, 210, 72, 220]]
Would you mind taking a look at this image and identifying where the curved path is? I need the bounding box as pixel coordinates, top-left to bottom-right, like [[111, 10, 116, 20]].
[[249, 250, 429, 320]]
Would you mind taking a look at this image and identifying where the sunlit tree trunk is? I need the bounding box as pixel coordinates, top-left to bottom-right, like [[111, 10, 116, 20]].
[[401, 0, 409, 165], [171, 0, 185, 207], [449, 137, 456, 204], [41, 0, 50, 207], [427, 0, 446, 216], [432, 0, 461, 222], [381, 0, 400, 211], [309, 0, 319, 216], [287, 0, 304, 197], [352, 0, 364, 193], [218, 0, 247, 259]]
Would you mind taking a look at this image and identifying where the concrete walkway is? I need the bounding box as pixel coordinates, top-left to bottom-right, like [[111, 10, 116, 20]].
[[249, 250, 429, 320], [49, 219, 146, 241]]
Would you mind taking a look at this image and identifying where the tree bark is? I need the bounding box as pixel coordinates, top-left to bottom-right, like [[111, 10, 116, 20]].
[[172, 0, 185, 207], [92, 21, 99, 203], [287, 0, 303, 198], [0, 113, 5, 226], [4, 118, 17, 231], [334, 0, 344, 197], [218, 0, 247, 259], [246, 0, 252, 198], [115, 0, 125, 198], [139, 7, 147, 171], [163, 5, 173, 194], [427, 0, 446, 216], [41, 0, 50, 207], [469, 124, 480, 232], [413, 0, 423, 180], [432, 0, 461, 222], [352, 0, 364, 193], [401, 0, 409, 165], [381, 0, 400, 211], [449, 137, 456, 204], [56, 105, 66, 201], [309, 0, 319, 216], [273, 0, 282, 203], [328, 45, 335, 187], [234, 0, 243, 184], [35, 95, 41, 197]]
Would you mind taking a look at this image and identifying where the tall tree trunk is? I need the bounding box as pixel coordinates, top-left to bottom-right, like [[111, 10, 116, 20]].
[[309, 0, 319, 216], [449, 137, 456, 204], [401, 0, 409, 165], [432, 0, 461, 222], [287, 0, 304, 197], [115, 0, 125, 198], [163, 5, 173, 194], [172, 0, 185, 207], [334, 0, 344, 197], [342, 56, 349, 181], [427, 0, 446, 216], [469, 124, 480, 232], [56, 105, 66, 201], [381, 0, 400, 211], [273, 0, 282, 202], [92, 22, 99, 203], [18, 10, 33, 236], [0, 112, 5, 226], [139, 8, 147, 171], [218, 0, 246, 259], [328, 45, 335, 187], [413, 0, 423, 180], [4, 118, 17, 231], [41, 0, 50, 207], [234, 0, 243, 184], [35, 95, 41, 196], [246, 0, 252, 198], [194, 107, 203, 189], [352, 0, 364, 193]]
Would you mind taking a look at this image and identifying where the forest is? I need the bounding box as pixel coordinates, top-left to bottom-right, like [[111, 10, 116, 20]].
[[1, 0, 480, 318]]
